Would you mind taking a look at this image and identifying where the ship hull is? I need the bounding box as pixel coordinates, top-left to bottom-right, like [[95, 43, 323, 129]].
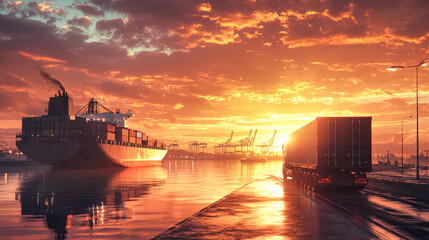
[[16, 140, 167, 168]]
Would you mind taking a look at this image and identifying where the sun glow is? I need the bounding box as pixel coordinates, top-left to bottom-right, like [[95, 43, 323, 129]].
[[283, 135, 290, 143], [273, 134, 289, 150]]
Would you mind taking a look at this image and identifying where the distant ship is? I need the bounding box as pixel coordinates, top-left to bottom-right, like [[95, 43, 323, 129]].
[[16, 90, 167, 168], [240, 156, 268, 163]]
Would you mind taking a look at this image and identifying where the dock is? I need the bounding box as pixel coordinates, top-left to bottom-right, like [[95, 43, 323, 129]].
[[153, 176, 374, 239]]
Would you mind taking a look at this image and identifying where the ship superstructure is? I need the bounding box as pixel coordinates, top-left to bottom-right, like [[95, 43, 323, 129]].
[[16, 90, 167, 168], [76, 98, 134, 127]]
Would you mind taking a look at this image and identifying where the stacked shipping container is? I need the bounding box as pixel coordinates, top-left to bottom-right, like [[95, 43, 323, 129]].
[[115, 127, 129, 143], [20, 116, 166, 150], [22, 116, 72, 143], [129, 130, 136, 144], [89, 121, 116, 141]]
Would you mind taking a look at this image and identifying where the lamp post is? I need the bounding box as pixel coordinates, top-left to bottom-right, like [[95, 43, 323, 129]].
[[389, 57, 429, 180], [402, 115, 412, 175]]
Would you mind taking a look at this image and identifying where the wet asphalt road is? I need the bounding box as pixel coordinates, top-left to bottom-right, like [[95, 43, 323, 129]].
[[315, 181, 429, 239], [157, 176, 429, 240], [156, 176, 375, 239]]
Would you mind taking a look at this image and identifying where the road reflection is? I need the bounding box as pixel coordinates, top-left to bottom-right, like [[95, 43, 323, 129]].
[[315, 187, 427, 239], [17, 167, 167, 239]]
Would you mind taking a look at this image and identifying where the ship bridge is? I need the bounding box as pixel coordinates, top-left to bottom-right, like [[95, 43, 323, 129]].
[[76, 98, 134, 127]]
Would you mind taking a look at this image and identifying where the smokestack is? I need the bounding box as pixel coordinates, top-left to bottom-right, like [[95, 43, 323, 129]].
[[40, 70, 65, 93]]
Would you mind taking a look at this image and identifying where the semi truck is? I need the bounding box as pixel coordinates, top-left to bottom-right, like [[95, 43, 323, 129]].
[[283, 117, 372, 191]]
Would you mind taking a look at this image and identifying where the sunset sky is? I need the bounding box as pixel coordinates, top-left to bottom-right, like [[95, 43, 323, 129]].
[[1, 0, 429, 154]]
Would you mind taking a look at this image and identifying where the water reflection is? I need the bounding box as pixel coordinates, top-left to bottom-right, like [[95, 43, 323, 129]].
[[17, 167, 167, 239], [0, 160, 283, 239]]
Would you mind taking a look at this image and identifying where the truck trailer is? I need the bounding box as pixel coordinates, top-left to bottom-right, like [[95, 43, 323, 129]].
[[283, 117, 372, 191]]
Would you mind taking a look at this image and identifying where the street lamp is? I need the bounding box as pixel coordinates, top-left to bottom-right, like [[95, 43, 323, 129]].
[[389, 57, 429, 180], [402, 115, 412, 175]]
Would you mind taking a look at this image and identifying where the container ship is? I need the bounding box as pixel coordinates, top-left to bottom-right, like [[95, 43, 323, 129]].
[[16, 90, 168, 168]]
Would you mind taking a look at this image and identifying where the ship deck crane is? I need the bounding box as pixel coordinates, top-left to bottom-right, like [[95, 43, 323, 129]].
[[76, 98, 134, 127]]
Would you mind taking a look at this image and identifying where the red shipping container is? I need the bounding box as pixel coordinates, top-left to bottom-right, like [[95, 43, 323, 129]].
[[116, 134, 129, 143], [142, 134, 148, 141], [95, 122, 115, 132], [129, 130, 136, 137], [97, 131, 115, 141], [116, 127, 128, 136], [136, 138, 142, 144], [129, 136, 136, 144]]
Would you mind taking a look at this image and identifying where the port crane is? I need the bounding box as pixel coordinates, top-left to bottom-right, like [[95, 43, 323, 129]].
[[214, 131, 235, 155], [168, 140, 180, 151], [257, 130, 277, 156], [214, 129, 258, 156], [234, 129, 257, 156], [188, 141, 207, 155], [249, 129, 258, 155], [225, 131, 234, 145]]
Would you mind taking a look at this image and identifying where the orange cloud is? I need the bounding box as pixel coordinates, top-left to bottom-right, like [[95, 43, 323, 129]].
[[19, 51, 66, 63], [7, 1, 23, 7], [198, 3, 212, 12]]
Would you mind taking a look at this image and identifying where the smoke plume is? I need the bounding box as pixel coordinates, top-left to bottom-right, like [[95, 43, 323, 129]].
[[40, 70, 65, 92]]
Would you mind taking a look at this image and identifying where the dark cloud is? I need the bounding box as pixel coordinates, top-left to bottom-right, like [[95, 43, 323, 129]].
[[0, 13, 54, 36], [98, 80, 153, 99], [75, 4, 104, 16], [67, 17, 93, 28], [0, 14, 88, 59], [95, 18, 124, 33]]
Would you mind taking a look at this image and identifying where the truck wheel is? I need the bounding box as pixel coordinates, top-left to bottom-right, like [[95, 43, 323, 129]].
[[303, 172, 306, 188], [308, 173, 313, 191], [296, 171, 300, 185], [312, 174, 316, 191], [300, 171, 304, 188], [305, 172, 310, 190], [303, 171, 307, 189]]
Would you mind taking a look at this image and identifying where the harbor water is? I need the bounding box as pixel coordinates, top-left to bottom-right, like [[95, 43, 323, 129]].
[[0, 159, 283, 239]]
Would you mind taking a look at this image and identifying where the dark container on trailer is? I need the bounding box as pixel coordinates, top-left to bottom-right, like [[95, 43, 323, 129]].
[[283, 117, 372, 191]]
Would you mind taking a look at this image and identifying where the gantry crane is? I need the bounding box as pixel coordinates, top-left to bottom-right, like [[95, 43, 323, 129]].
[[188, 141, 207, 155], [235, 129, 258, 156], [214, 131, 235, 155], [257, 130, 277, 156]]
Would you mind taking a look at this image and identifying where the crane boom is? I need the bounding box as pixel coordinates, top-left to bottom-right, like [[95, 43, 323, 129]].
[[227, 131, 234, 144], [269, 130, 277, 146], [251, 129, 258, 145]]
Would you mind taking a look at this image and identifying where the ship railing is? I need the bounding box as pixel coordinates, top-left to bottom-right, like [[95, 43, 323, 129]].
[[96, 138, 163, 150], [16, 136, 71, 143]]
